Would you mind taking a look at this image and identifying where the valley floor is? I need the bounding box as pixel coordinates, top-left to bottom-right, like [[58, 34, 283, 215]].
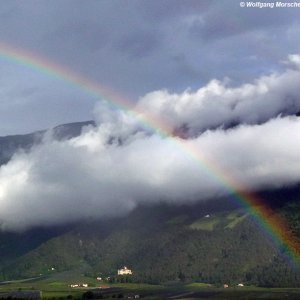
[[1, 276, 300, 300]]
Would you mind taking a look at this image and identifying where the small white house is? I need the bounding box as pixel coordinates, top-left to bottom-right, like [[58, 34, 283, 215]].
[[237, 283, 244, 287], [118, 266, 133, 275], [70, 283, 88, 288]]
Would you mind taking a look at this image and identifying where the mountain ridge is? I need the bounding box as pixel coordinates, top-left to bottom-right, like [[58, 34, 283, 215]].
[[0, 120, 95, 165]]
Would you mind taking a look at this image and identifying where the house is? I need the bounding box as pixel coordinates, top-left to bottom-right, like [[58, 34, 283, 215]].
[[237, 283, 244, 287], [70, 283, 88, 288], [223, 284, 229, 288], [118, 266, 133, 275]]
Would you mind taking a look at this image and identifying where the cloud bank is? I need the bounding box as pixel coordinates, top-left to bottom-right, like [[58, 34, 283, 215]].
[[137, 54, 300, 136], [1, 55, 300, 231]]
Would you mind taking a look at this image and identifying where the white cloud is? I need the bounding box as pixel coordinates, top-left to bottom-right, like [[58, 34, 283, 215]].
[[0, 113, 300, 231], [283, 54, 300, 69], [1, 54, 300, 231], [137, 55, 300, 136]]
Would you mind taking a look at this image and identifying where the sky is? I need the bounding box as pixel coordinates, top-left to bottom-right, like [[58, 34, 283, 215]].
[[0, 0, 300, 135], [1, 1, 300, 230]]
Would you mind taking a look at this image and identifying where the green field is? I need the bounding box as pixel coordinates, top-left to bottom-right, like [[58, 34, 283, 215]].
[[189, 216, 220, 231], [189, 211, 248, 231], [1, 274, 300, 299]]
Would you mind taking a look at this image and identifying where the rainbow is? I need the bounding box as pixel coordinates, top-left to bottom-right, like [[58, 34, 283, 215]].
[[1, 42, 300, 269]]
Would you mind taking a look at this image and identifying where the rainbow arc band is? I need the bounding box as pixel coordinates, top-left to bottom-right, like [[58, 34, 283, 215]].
[[0, 41, 299, 269]]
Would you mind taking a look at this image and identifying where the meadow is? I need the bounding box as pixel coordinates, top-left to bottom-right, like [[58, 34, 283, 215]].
[[1, 273, 300, 299]]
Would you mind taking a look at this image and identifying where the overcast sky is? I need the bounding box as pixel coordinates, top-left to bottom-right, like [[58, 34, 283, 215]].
[[1, 0, 300, 135], [1, 1, 300, 230]]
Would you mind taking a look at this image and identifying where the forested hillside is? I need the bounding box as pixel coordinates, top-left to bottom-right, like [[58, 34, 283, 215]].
[[1, 195, 300, 287]]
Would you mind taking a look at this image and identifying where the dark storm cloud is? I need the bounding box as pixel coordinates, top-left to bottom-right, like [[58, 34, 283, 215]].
[[136, 0, 213, 21], [0, 1, 299, 115], [189, 2, 298, 40], [0, 1, 299, 98], [115, 31, 162, 59]]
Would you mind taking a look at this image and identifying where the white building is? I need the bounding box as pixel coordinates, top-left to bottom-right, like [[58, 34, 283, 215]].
[[70, 283, 88, 288], [117, 266, 133, 275]]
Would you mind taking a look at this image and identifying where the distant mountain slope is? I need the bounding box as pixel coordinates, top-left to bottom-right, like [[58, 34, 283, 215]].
[[1, 198, 300, 287], [0, 121, 95, 165], [0, 226, 72, 269]]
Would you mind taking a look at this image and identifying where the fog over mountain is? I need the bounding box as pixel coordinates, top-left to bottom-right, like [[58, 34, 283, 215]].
[[0, 55, 300, 231]]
